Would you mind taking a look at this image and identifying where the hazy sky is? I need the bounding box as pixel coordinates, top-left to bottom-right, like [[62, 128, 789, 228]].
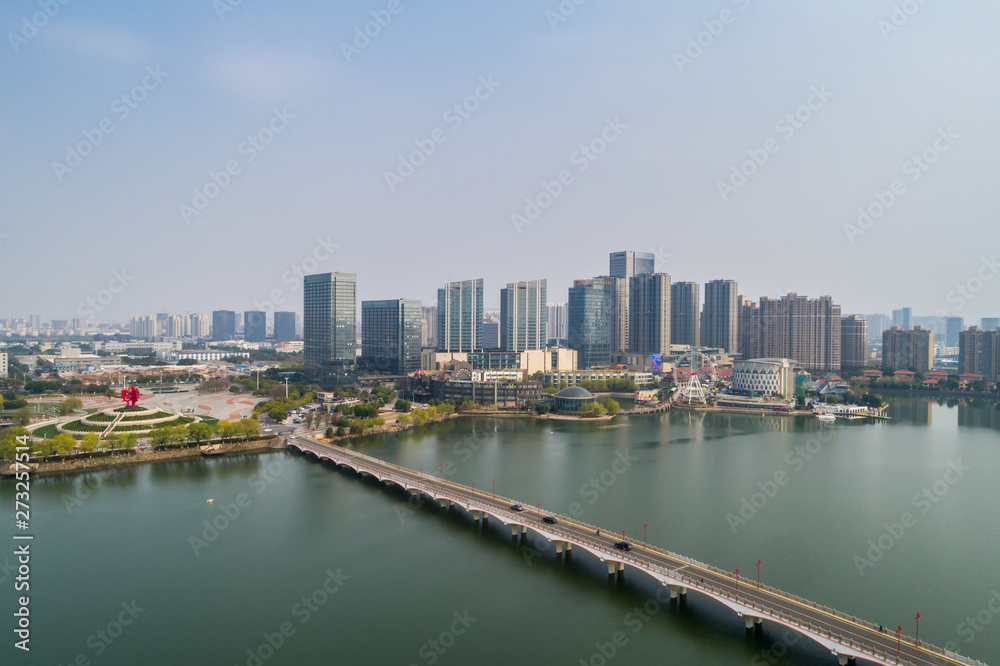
[[2, 0, 999, 323]]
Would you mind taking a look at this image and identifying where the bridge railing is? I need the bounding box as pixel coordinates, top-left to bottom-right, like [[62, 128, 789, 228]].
[[292, 440, 990, 666]]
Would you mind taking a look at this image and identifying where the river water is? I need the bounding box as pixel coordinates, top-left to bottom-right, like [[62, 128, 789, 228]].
[[2, 397, 998, 665]]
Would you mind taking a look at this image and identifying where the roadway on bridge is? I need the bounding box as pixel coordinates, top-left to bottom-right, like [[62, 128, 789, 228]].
[[289, 434, 978, 666]]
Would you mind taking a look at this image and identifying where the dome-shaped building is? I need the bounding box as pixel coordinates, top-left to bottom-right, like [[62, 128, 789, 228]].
[[552, 385, 597, 412]]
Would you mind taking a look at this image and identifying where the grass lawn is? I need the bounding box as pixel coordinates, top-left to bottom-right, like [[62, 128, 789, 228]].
[[31, 423, 59, 438]]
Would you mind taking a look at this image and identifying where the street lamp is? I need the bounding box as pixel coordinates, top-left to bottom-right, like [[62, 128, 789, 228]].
[[643, 523, 648, 547], [536, 503, 541, 519], [439, 464, 444, 480], [734, 569, 740, 597], [757, 560, 762, 589], [896, 626, 902, 660], [396, 453, 400, 467], [492, 479, 496, 498], [915, 613, 921, 647]]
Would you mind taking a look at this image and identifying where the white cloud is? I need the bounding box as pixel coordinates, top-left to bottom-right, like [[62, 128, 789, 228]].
[[202, 49, 329, 98], [44, 25, 149, 62]]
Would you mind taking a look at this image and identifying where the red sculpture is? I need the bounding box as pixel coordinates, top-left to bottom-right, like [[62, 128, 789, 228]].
[[121, 385, 140, 407]]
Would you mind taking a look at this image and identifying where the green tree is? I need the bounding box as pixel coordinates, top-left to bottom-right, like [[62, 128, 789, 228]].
[[13, 405, 32, 426], [52, 433, 77, 455], [150, 427, 172, 448], [58, 396, 84, 415], [80, 433, 100, 452], [395, 399, 412, 412], [268, 406, 288, 423], [237, 418, 261, 440], [600, 398, 620, 415], [336, 426, 346, 436], [188, 422, 214, 443], [534, 402, 551, 415], [325, 427, 335, 438], [121, 433, 139, 451], [397, 414, 412, 426]]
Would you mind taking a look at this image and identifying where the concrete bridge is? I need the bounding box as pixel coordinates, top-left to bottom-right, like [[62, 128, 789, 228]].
[[286, 434, 988, 666]]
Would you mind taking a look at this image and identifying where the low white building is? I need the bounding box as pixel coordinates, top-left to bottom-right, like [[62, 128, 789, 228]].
[[157, 350, 248, 362], [731, 358, 797, 399], [0, 351, 7, 378]]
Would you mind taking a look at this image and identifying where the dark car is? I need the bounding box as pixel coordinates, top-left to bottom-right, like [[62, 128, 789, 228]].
[[542, 516, 557, 524], [613, 541, 632, 551], [510, 504, 524, 512]]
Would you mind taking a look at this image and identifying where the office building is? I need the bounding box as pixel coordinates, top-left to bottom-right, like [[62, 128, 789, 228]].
[[274, 312, 297, 341], [864, 314, 890, 342], [982, 317, 1000, 331], [189, 314, 210, 339], [737, 296, 760, 360], [892, 307, 912, 331], [671, 282, 700, 347], [437, 279, 484, 352], [628, 273, 670, 356], [483, 317, 500, 349], [500, 279, 547, 352], [304, 272, 357, 387], [882, 326, 933, 372], [156, 312, 169, 335], [841, 315, 868, 369], [212, 310, 236, 341], [244, 310, 267, 342], [959, 327, 1000, 382], [568, 277, 618, 369], [361, 299, 421, 375], [129, 314, 157, 339], [703, 279, 738, 354], [610, 251, 654, 352], [946, 317, 964, 347], [759, 294, 841, 373]]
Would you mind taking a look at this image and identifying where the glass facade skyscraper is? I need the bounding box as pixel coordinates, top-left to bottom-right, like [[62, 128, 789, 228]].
[[628, 273, 671, 355], [500, 279, 547, 352], [437, 279, 483, 352], [304, 272, 357, 387], [274, 311, 297, 341], [568, 277, 617, 369], [244, 310, 267, 342], [361, 299, 421, 375], [670, 282, 700, 347], [212, 310, 236, 341]]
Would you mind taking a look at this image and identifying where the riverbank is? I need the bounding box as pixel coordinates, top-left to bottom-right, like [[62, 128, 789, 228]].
[[0, 436, 285, 478]]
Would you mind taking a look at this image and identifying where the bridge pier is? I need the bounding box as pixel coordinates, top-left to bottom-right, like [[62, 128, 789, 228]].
[[438, 499, 450, 509], [605, 560, 624, 575], [511, 525, 520, 537], [554, 541, 572, 554], [743, 616, 762, 630], [472, 510, 481, 522], [668, 585, 688, 600]]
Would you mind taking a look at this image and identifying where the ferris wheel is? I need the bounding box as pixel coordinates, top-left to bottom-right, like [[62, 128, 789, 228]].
[[672, 351, 718, 405]]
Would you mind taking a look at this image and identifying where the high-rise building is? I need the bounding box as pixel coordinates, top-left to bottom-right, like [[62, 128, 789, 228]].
[[864, 314, 890, 342], [702, 279, 738, 354], [437, 279, 484, 352], [946, 317, 964, 347], [361, 299, 421, 375], [274, 312, 297, 341], [981, 317, 1000, 331], [304, 272, 357, 387], [670, 282, 700, 347], [189, 314, 210, 338], [156, 312, 169, 336], [28, 314, 42, 329], [892, 307, 912, 331], [737, 296, 760, 360], [0, 352, 8, 379], [547, 303, 568, 344], [421, 306, 438, 348], [759, 294, 841, 373], [959, 327, 1000, 381], [244, 310, 267, 342], [841, 315, 868, 369], [628, 273, 670, 356], [165, 314, 187, 338], [500, 279, 547, 352], [882, 326, 933, 371], [482, 317, 500, 349], [129, 314, 157, 339], [568, 277, 617, 369], [212, 310, 236, 341], [610, 251, 654, 353]]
